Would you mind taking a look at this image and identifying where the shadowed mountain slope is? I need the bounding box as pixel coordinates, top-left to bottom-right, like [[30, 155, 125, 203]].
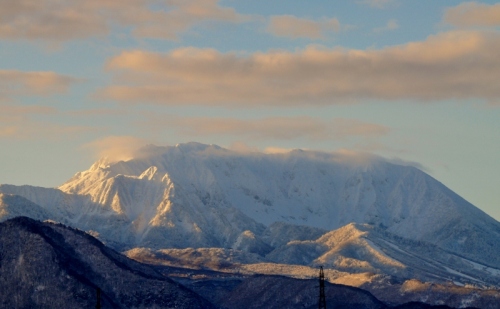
[[0, 216, 215, 309]]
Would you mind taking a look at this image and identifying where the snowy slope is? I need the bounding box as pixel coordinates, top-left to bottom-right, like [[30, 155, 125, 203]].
[[1, 142, 500, 271], [0, 193, 54, 222], [266, 223, 500, 285]]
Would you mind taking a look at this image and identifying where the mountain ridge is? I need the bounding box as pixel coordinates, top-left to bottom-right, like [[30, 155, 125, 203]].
[[5, 217, 491, 309], [1, 142, 500, 287]]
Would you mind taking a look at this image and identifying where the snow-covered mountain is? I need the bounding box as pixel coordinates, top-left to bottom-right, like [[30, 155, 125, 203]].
[[266, 222, 500, 285], [0, 193, 54, 222], [1, 142, 500, 284], [127, 221, 500, 286]]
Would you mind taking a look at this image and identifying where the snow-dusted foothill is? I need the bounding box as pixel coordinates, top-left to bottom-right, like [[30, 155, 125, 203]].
[[0, 217, 215, 308]]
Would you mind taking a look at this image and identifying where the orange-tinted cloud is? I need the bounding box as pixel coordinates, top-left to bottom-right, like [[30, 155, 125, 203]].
[[267, 15, 340, 39], [66, 108, 128, 117], [0, 70, 77, 101], [0, 103, 93, 140], [142, 116, 390, 142], [83, 136, 150, 162], [0, 105, 56, 120], [0, 126, 18, 138], [0, 0, 248, 41], [100, 30, 500, 106], [445, 2, 500, 27]]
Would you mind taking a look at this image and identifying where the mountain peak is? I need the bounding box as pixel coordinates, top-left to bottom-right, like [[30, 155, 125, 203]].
[[175, 141, 222, 152], [89, 156, 112, 171], [317, 223, 371, 246], [3, 142, 500, 272]]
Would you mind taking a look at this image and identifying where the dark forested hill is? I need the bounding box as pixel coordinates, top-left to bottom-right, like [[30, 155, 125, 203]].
[[0, 216, 215, 309]]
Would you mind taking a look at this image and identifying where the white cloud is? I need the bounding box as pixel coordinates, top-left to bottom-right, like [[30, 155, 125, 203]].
[[385, 157, 429, 172]]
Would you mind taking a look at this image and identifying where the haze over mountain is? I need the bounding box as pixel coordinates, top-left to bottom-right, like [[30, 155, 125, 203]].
[[1, 142, 500, 289]]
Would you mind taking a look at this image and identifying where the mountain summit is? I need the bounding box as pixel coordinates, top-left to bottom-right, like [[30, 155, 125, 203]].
[[1, 143, 500, 275]]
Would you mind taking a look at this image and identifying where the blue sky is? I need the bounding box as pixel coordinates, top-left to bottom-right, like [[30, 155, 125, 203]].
[[1, 0, 499, 220]]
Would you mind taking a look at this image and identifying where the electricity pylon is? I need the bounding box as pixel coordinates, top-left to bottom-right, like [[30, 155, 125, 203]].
[[96, 287, 101, 309], [319, 266, 327, 309]]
